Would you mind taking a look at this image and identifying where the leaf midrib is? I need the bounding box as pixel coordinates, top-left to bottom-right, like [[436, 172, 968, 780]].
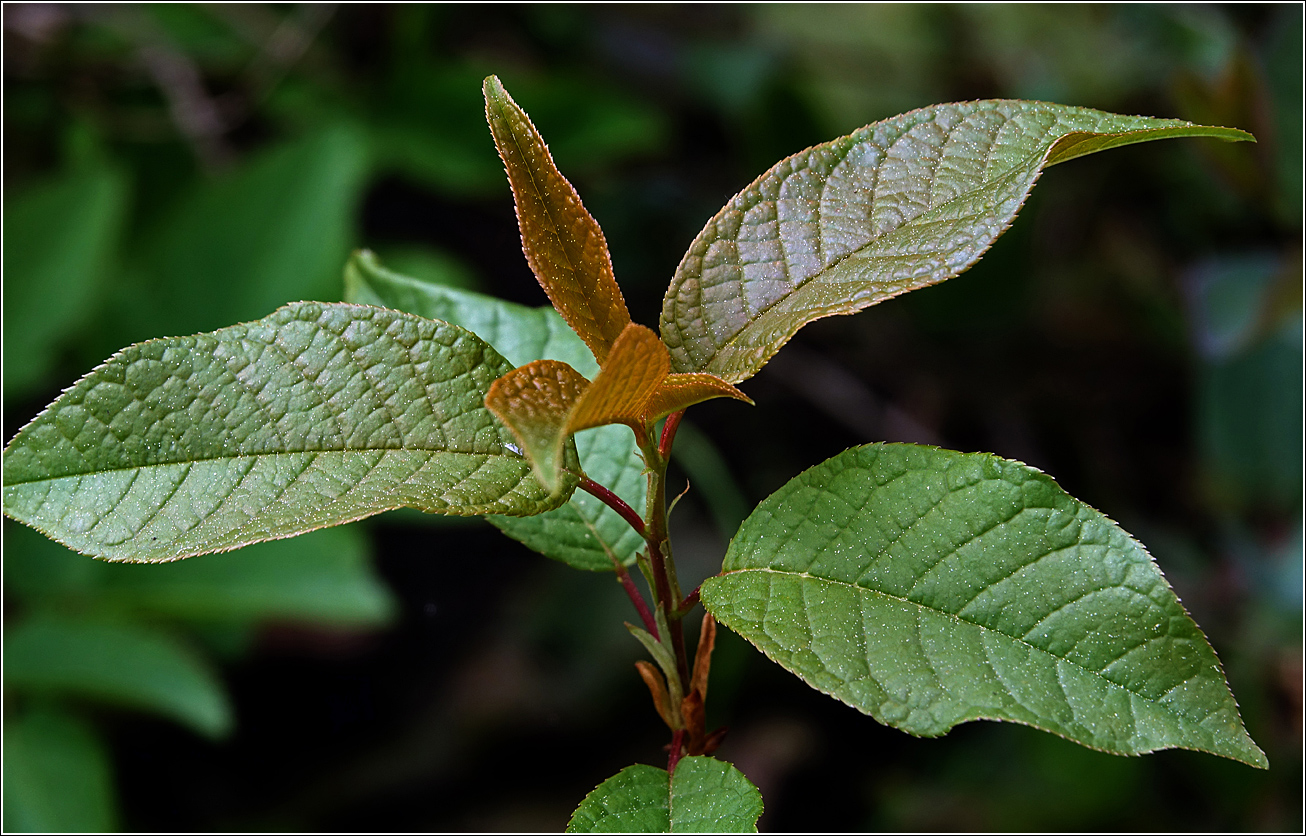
[[4, 444, 530, 486], [686, 133, 1048, 371], [714, 566, 1215, 730]]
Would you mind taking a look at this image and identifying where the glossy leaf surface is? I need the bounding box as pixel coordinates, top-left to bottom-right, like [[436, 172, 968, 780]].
[[702, 444, 1267, 768], [3, 616, 232, 738], [567, 756, 763, 832], [661, 102, 1254, 384], [345, 250, 645, 570], [3, 303, 570, 561], [485, 75, 631, 363]]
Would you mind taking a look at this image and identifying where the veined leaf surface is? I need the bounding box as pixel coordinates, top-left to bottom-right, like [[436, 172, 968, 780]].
[[567, 756, 763, 833], [660, 102, 1254, 384], [702, 444, 1267, 768], [2, 303, 571, 561], [484, 75, 631, 364], [345, 250, 646, 570], [485, 359, 590, 495]]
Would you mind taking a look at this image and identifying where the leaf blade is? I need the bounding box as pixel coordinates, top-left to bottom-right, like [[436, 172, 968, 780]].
[[484, 75, 631, 363], [344, 250, 646, 570], [485, 359, 590, 494], [3, 302, 571, 561], [3, 616, 232, 738], [566, 757, 762, 833], [661, 102, 1255, 384], [701, 444, 1267, 768]]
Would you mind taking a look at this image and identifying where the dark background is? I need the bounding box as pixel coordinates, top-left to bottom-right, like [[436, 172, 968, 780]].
[[3, 4, 1301, 831]]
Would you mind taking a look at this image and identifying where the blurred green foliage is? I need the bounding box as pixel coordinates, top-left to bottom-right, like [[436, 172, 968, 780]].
[[3, 3, 1299, 831]]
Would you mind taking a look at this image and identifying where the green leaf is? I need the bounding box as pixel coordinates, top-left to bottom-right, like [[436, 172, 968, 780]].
[[3, 519, 394, 627], [3, 615, 232, 738], [489, 423, 647, 571], [345, 250, 647, 570], [3, 163, 128, 400], [567, 757, 763, 832], [3, 705, 118, 833], [99, 526, 396, 625], [660, 102, 1254, 384], [103, 125, 368, 353], [345, 249, 598, 374], [701, 444, 1267, 768], [3, 302, 571, 561]]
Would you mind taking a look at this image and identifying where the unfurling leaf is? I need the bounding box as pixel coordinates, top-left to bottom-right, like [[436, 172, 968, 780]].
[[484, 359, 590, 494], [661, 102, 1255, 384], [2, 303, 574, 561], [567, 757, 763, 833], [484, 75, 631, 364], [569, 324, 670, 431], [345, 249, 647, 571], [701, 444, 1268, 769], [487, 323, 749, 492], [643, 374, 753, 423]]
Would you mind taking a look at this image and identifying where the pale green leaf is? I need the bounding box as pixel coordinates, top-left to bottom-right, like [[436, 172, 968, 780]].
[[345, 249, 599, 374], [345, 250, 646, 570], [2, 302, 570, 561], [660, 102, 1254, 384], [567, 757, 763, 832], [2, 706, 118, 833], [702, 444, 1267, 768], [3, 164, 127, 399], [490, 423, 647, 570], [3, 616, 232, 738]]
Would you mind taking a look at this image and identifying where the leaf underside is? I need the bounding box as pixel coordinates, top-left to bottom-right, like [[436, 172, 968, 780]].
[[701, 444, 1267, 769], [567, 756, 763, 833], [345, 250, 646, 570], [660, 101, 1254, 385], [2, 302, 573, 562]]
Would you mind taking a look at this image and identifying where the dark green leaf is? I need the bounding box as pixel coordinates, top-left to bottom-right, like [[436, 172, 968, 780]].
[[3, 302, 570, 561], [2, 705, 118, 833], [702, 444, 1267, 768], [567, 757, 763, 832], [99, 525, 396, 625], [3, 616, 232, 738], [104, 125, 368, 352], [3, 164, 127, 399], [660, 102, 1253, 384]]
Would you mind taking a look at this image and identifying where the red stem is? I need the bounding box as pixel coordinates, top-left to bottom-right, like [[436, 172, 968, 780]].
[[667, 728, 686, 775], [659, 410, 685, 458], [579, 475, 645, 536], [613, 559, 660, 640], [677, 585, 700, 616]]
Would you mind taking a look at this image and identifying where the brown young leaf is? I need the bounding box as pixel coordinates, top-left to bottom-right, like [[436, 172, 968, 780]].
[[568, 324, 669, 432], [484, 76, 631, 364], [642, 373, 753, 424], [484, 359, 589, 494], [635, 660, 675, 730], [689, 613, 717, 702]]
